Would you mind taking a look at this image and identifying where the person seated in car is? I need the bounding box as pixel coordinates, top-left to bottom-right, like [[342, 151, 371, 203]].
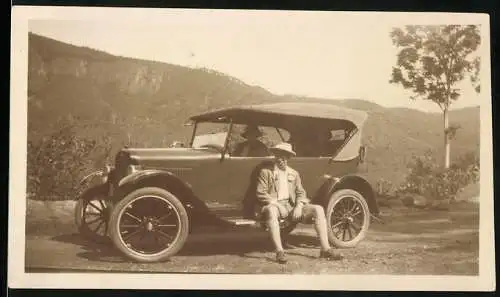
[[316, 129, 336, 157], [288, 129, 326, 157], [292, 129, 337, 157], [287, 131, 308, 156], [255, 142, 343, 263], [233, 125, 269, 157]]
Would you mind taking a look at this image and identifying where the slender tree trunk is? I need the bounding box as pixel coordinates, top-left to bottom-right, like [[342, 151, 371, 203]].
[[443, 107, 450, 169]]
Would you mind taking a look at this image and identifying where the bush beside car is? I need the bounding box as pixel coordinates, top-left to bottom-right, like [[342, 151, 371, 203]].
[[376, 151, 480, 210], [27, 121, 113, 201]]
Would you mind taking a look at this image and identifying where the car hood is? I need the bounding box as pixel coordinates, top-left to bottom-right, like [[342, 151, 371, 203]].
[[123, 147, 221, 162]]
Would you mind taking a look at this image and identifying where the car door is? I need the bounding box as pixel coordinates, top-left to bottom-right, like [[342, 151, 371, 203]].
[[199, 155, 273, 217], [204, 125, 285, 210], [287, 157, 332, 196]]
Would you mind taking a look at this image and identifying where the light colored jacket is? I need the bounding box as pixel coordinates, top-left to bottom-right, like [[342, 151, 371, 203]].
[[255, 164, 310, 207]]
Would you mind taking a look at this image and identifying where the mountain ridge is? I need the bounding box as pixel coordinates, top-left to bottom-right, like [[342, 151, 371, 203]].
[[29, 33, 479, 114], [27, 32, 480, 186]]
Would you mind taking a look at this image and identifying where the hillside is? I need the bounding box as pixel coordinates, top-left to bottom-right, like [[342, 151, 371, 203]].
[[26, 32, 480, 187]]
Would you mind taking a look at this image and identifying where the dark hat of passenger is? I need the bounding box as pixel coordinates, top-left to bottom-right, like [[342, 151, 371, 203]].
[[242, 125, 263, 138]]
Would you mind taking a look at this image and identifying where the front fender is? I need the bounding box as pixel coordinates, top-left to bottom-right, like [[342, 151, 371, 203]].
[[117, 169, 175, 188], [116, 169, 197, 200], [114, 169, 205, 210], [75, 169, 111, 200], [79, 169, 107, 186], [113, 169, 222, 228], [312, 174, 379, 215]]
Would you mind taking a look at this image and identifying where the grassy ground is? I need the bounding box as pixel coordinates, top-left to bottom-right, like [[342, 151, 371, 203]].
[[24, 199, 479, 275]]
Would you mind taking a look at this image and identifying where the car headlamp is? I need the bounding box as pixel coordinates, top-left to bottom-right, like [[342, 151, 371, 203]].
[[127, 164, 141, 175], [100, 164, 113, 183]]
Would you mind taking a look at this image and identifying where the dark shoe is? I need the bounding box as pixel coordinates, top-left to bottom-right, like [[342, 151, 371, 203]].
[[276, 251, 287, 264], [319, 248, 343, 261], [283, 242, 298, 249]]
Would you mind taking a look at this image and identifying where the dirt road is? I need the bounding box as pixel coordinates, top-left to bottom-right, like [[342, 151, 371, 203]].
[[25, 200, 479, 274]]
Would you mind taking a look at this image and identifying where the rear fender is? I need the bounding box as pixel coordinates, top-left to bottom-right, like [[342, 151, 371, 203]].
[[312, 174, 379, 215]]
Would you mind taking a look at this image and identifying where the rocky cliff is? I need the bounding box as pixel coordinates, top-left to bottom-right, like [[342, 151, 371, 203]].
[[27, 32, 480, 185]]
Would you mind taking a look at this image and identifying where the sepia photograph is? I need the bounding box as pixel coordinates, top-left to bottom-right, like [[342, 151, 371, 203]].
[[9, 6, 495, 291]]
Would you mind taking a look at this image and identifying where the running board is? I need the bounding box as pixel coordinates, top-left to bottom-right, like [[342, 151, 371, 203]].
[[225, 218, 261, 227]]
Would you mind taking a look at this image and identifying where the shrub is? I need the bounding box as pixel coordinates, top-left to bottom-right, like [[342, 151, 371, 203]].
[[396, 151, 479, 206], [375, 178, 401, 208], [27, 120, 113, 201], [376, 178, 394, 198], [396, 151, 437, 195]]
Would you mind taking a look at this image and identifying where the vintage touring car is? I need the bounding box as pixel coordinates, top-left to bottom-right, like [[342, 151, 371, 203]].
[[74, 102, 379, 262]]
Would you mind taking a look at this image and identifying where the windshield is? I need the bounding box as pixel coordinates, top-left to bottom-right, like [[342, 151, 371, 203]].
[[192, 131, 228, 148], [190, 122, 229, 149]]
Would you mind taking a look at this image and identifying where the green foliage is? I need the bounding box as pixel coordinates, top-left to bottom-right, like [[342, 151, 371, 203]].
[[397, 151, 479, 204], [27, 119, 113, 201], [390, 25, 481, 109]]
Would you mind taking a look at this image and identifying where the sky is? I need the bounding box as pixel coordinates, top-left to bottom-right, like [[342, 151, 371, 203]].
[[28, 10, 484, 113]]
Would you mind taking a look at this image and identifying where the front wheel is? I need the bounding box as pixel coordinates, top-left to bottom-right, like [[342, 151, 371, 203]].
[[325, 189, 370, 248], [74, 185, 112, 244], [109, 187, 189, 263]]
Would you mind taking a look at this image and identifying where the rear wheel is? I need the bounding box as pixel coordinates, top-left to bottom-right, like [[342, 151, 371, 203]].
[[326, 189, 370, 248], [109, 187, 189, 263]]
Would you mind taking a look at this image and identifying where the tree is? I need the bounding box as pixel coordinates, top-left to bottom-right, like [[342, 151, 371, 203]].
[[389, 25, 481, 168]]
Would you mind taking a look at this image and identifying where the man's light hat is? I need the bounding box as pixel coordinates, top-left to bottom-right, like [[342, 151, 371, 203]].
[[270, 142, 296, 157]]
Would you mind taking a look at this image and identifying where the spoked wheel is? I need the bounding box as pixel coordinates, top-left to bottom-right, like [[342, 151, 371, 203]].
[[74, 185, 111, 244], [109, 187, 189, 263], [326, 189, 370, 248]]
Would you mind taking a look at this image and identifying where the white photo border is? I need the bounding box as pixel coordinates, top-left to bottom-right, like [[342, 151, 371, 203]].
[[9, 6, 496, 291]]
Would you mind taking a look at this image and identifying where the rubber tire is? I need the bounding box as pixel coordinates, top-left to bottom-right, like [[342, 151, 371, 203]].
[[74, 199, 84, 229], [109, 187, 189, 263], [74, 185, 111, 244], [326, 189, 370, 248]]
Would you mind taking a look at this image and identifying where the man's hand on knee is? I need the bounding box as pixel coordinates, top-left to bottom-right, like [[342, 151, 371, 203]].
[[291, 203, 304, 222], [267, 202, 289, 219]]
